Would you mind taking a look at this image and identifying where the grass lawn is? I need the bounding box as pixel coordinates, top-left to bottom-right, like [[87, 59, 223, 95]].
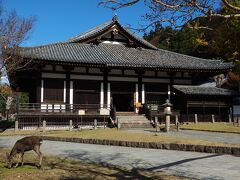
[[1, 128, 239, 147], [180, 123, 240, 133], [0, 148, 188, 180]]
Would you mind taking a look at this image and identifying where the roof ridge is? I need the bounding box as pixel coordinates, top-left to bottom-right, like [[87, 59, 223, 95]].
[[66, 19, 114, 43], [65, 17, 158, 50], [18, 42, 66, 49]]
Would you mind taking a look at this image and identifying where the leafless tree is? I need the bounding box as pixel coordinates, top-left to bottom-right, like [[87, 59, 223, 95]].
[[0, 1, 35, 77], [99, 0, 240, 30]]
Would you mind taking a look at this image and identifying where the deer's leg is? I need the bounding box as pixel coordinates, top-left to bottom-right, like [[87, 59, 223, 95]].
[[33, 145, 42, 168], [14, 154, 20, 168], [21, 152, 24, 166]]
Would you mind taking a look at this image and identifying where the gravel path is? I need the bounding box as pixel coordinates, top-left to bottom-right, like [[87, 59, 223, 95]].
[[0, 136, 239, 180]]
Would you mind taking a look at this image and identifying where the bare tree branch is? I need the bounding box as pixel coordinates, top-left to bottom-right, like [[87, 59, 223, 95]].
[[0, 1, 35, 80], [99, 0, 140, 10], [152, 0, 180, 9], [210, 13, 240, 18], [99, 0, 240, 30], [222, 0, 240, 12]]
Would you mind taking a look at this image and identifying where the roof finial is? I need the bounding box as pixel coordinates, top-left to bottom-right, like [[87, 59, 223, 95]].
[[112, 13, 118, 21]]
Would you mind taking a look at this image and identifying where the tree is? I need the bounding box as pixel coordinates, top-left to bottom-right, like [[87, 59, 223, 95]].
[[144, 16, 240, 60], [99, 0, 240, 30], [0, 1, 35, 78], [143, 26, 201, 56]]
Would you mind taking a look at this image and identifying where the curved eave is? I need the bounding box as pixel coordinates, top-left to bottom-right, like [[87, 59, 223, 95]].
[[173, 85, 238, 97], [29, 58, 233, 73]]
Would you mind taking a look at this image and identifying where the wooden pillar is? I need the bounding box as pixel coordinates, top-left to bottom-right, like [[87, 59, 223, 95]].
[[36, 71, 42, 103], [142, 84, 145, 104], [100, 82, 104, 109], [69, 81, 73, 109], [168, 72, 175, 102], [103, 68, 109, 109], [63, 80, 66, 103], [138, 73, 142, 103], [41, 79, 44, 103], [135, 83, 139, 113], [167, 85, 171, 102], [107, 83, 111, 109], [65, 72, 70, 104]]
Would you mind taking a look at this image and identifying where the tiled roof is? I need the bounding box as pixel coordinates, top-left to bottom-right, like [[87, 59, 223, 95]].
[[10, 16, 234, 72], [173, 85, 238, 96], [66, 17, 158, 50], [16, 43, 233, 71], [67, 20, 114, 43]]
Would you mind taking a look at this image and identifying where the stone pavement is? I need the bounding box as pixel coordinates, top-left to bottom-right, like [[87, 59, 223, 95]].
[[126, 129, 240, 145], [0, 136, 239, 180]]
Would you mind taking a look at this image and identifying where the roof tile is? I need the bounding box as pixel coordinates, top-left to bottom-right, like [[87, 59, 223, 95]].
[[16, 43, 233, 71]]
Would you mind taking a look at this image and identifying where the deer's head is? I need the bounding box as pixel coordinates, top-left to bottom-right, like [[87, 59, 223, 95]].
[[6, 152, 13, 168]]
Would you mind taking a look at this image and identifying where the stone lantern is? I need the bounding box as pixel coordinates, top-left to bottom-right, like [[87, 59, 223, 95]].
[[163, 99, 172, 132]]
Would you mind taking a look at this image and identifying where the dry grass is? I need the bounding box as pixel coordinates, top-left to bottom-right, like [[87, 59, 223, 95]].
[[180, 123, 240, 133], [44, 129, 240, 147], [0, 148, 188, 180], [1, 127, 240, 147]]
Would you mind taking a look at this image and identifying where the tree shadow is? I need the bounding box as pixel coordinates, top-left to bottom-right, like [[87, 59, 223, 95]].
[[51, 149, 221, 179], [43, 155, 154, 179], [147, 154, 221, 171], [42, 150, 181, 180]]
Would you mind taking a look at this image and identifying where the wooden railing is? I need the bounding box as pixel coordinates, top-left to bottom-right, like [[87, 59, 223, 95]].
[[18, 103, 109, 115]]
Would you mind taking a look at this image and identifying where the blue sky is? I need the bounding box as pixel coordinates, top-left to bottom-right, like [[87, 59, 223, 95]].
[[5, 0, 147, 47]]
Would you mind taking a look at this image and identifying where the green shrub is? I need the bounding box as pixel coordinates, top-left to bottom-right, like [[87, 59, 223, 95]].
[[19, 92, 29, 104]]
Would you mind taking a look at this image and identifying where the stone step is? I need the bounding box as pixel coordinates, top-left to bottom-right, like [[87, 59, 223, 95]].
[[118, 118, 149, 122], [118, 115, 148, 119], [117, 115, 153, 128], [120, 123, 153, 128], [116, 112, 136, 116], [118, 118, 148, 122]]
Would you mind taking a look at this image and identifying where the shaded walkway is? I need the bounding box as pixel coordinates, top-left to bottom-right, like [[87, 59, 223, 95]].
[[0, 136, 239, 180]]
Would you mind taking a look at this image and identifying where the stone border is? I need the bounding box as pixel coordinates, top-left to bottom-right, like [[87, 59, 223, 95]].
[[180, 128, 240, 134], [41, 136, 240, 156]]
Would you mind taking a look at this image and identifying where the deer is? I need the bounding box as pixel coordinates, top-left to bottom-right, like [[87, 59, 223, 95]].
[[6, 136, 43, 168]]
